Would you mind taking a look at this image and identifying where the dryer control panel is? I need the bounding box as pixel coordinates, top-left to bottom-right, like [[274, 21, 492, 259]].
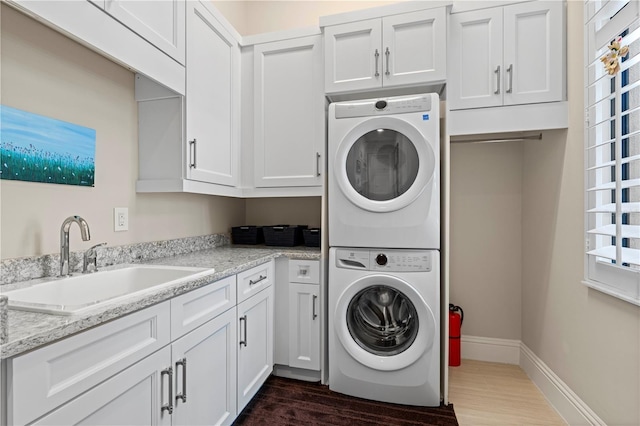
[[335, 248, 433, 272], [334, 94, 433, 119]]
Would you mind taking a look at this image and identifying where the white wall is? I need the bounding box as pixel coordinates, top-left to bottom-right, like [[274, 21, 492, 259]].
[[214, 1, 399, 35], [450, 142, 522, 340], [245, 198, 321, 228], [520, 2, 640, 424], [0, 5, 246, 259]]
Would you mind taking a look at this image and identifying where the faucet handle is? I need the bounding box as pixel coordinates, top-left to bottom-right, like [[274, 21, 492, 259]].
[[83, 242, 107, 273]]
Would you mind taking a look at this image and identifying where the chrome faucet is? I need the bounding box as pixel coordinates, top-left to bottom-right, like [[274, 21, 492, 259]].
[[83, 242, 107, 273], [60, 215, 91, 276]]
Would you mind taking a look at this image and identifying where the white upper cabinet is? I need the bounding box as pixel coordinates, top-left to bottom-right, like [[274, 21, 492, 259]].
[[6, 0, 185, 93], [503, 1, 564, 105], [324, 8, 447, 94], [185, 1, 239, 187], [103, 0, 185, 65], [253, 36, 324, 188], [136, 1, 241, 196], [448, 1, 564, 110], [324, 19, 382, 93]]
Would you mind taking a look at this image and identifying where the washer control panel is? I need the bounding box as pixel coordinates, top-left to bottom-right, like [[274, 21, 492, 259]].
[[370, 250, 432, 272], [335, 248, 433, 272]]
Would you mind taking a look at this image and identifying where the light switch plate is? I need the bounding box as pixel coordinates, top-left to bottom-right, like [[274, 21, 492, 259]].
[[114, 207, 128, 232]]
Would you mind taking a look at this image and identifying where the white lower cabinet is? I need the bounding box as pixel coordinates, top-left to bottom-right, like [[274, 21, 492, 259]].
[[288, 283, 320, 371], [171, 307, 237, 426], [32, 346, 172, 426], [237, 285, 274, 413], [273, 259, 321, 378], [6, 262, 278, 426]]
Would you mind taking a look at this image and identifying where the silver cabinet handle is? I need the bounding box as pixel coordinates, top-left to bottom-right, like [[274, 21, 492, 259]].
[[316, 152, 321, 177], [385, 47, 390, 76], [175, 358, 187, 403], [249, 275, 267, 286], [506, 64, 513, 94], [189, 139, 197, 169], [374, 49, 380, 77], [161, 367, 174, 414], [312, 295, 318, 320], [494, 65, 501, 95], [239, 315, 247, 347]]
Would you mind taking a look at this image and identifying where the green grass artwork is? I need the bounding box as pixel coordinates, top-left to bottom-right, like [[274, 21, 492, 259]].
[[0, 105, 96, 187]]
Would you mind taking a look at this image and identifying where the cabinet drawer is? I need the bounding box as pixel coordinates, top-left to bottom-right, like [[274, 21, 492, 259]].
[[171, 275, 236, 340], [8, 302, 170, 426], [237, 261, 273, 303], [288, 259, 319, 285]]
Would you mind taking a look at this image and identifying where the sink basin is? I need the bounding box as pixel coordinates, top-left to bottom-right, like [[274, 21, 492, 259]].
[[3, 265, 213, 315]]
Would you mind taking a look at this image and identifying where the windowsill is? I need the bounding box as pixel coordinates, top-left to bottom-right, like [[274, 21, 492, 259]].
[[582, 280, 640, 307]]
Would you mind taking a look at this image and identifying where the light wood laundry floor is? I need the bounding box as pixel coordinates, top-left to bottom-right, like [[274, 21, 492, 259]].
[[448, 360, 567, 425]]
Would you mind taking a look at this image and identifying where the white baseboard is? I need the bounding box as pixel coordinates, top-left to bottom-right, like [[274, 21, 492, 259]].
[[460, 335, 521, 365], [458, 336, 605, 425], [519, 344, 606, 426]]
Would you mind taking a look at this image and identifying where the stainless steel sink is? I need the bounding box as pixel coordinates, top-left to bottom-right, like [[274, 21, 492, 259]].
[[3, 265, 213, 315]]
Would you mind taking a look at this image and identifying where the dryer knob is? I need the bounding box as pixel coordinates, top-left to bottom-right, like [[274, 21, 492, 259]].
[[375, 100, 387, 110], [375, 253, 388, 266]]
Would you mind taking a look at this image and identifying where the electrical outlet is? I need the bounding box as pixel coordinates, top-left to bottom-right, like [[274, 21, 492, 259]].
[[114, 207, 129, 232]]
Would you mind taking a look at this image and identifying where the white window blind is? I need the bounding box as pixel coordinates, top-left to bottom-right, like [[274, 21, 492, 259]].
[[585, 0, 640, 305]]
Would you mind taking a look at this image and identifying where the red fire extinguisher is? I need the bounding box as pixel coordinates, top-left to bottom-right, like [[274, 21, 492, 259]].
[[449, 304, 464, 367]]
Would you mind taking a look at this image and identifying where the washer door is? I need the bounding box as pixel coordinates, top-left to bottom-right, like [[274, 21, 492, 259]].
[[334, 117, 436, 213], [334, 274, 436, 371]]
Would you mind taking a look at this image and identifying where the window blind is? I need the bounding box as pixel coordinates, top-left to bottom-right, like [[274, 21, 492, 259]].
[[585, 0, 640, 303]]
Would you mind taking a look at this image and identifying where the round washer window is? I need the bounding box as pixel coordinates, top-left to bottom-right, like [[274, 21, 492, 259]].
[[346, 285, 419, 356], [345, 129, 419, 201]]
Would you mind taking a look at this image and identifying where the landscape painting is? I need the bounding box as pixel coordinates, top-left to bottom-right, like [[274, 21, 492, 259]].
[[0, 105, 96, 187]]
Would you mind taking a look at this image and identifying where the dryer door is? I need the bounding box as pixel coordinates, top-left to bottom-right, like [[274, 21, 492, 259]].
[[334, 274, 436, 371], [334, 117, 436, 213]]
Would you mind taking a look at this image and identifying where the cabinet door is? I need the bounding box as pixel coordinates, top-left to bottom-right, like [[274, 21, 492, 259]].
[[382, 8, 447, 87], [104, 0, 185, 64], [324, 19, 382, 93], [503, 1, 564, 105], [448, 8, 503, 110], [254, 36, 324, 188], [33, 347, 172, 426], [288, 283, 320, 371], [172, 308, 237, 426], [237, 286, 274, 413], [186, 1, 239, 187]]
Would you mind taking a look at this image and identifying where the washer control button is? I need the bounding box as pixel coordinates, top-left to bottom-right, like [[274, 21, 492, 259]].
[[375, 253, 388, 266], [375, 100, 387, 110]]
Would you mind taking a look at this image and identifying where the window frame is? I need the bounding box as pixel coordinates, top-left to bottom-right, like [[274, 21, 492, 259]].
[[583, 0, 640, 306]]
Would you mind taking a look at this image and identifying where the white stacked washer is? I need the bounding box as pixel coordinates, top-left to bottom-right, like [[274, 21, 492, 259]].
[[328, 94, 441, 406], [329, 248, 440, 406]]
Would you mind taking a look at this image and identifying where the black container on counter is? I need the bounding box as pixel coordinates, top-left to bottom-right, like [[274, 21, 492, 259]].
[[263, 225, 307, 247], [231, 226, 264, 245], [302, 228, 321, 247]]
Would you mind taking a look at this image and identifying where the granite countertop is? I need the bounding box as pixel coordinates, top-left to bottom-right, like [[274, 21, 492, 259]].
[[0, 245, 320, 360]]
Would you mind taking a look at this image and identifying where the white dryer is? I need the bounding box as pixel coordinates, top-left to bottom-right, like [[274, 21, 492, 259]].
[[329, 247, 440, 406], [328, 94, 440, 249]]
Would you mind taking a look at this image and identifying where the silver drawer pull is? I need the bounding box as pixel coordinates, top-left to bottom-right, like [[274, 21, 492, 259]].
[[316, 152, 321, 177], [494, 65, 501, 95], [312, 295, 318, 320], [374, 49, 380, 77], [239, 315, 248, 347], [506, 64, 513, 94], [189, 139, 197, 169], [385, 47, 390, 76], [175, 358, 187, 403], [161, 367, 174, 414], [249, 275, 267, 286]]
